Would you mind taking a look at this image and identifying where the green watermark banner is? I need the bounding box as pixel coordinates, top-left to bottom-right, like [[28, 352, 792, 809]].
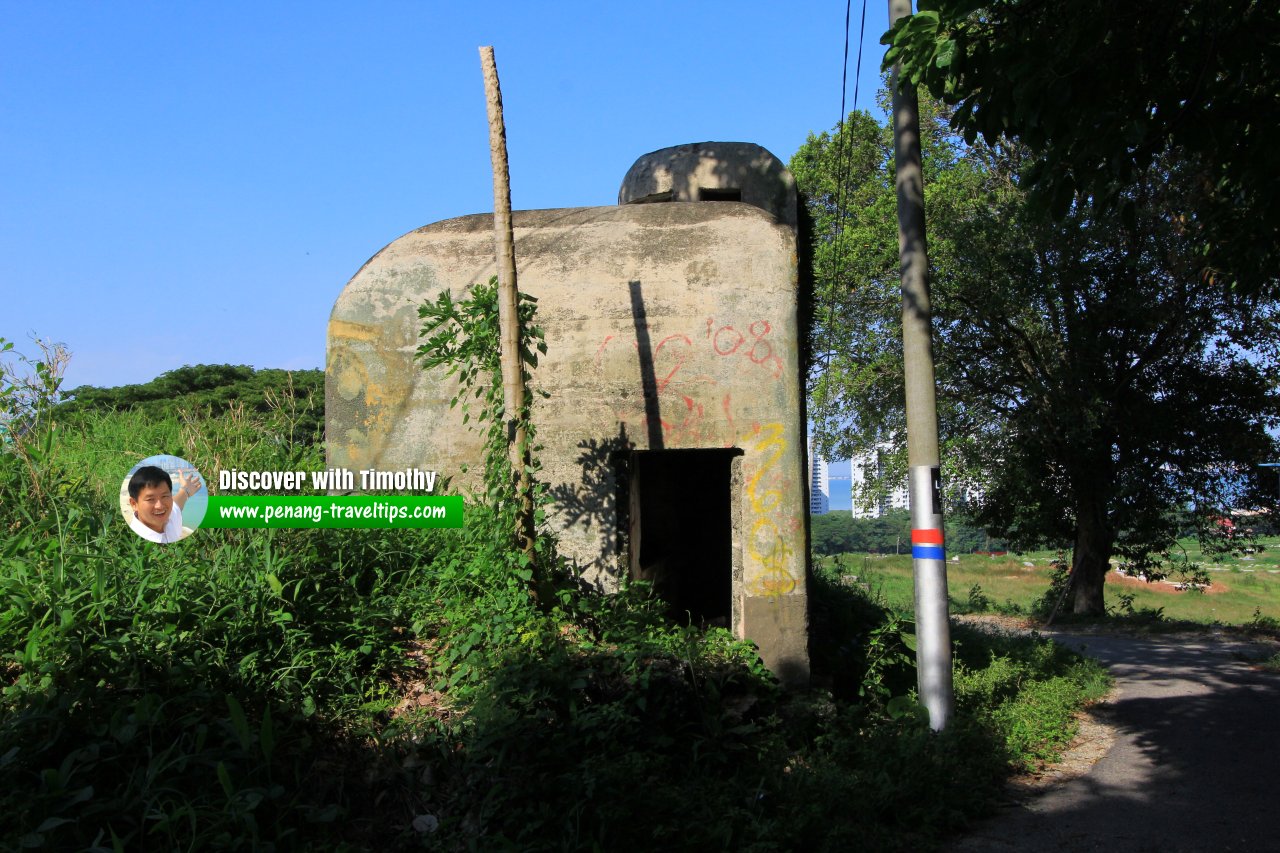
[[205, 495, 464, 529]]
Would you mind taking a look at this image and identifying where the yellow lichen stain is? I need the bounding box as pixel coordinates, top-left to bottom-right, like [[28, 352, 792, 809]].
[[328, 313, 419, 470], [329, 319, 382, 343]]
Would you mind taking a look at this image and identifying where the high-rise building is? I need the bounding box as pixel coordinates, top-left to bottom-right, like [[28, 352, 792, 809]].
[[808, 446, 830, 515], [850, 443, 909, 519]]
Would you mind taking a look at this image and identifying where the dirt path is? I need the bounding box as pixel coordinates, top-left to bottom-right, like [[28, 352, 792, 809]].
[[948, 628, 1280, 852]]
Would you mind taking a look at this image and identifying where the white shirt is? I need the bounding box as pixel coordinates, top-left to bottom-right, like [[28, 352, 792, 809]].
[[129, 503, 184, 543]]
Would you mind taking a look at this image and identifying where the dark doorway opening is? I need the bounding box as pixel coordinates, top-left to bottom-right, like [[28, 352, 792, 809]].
[[629, 448, 739, 626]]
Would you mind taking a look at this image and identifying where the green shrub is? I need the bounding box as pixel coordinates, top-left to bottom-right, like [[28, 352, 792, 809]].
[[952, 625, 1110, 769], [1249, 607, 1280, 632], [992, 676, 1083, 766]]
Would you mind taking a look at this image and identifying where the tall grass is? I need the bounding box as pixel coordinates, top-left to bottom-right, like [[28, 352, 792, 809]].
[[2, 350, 1110, 851], [2, 371, 444, 848]]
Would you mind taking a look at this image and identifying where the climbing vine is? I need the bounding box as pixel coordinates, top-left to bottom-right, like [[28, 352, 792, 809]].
[[415, 277, 555, 602]]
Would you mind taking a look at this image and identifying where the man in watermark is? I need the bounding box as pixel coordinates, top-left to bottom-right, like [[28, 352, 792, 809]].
[[127, 465, 201, 543]]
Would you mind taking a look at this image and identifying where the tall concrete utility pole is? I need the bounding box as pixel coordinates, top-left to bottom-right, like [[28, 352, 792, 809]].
[[479, 46, 538, 588], [887, 0, 953, 731]]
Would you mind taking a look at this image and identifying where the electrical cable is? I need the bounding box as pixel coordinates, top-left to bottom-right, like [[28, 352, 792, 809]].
[[820, 0, 869, 375]]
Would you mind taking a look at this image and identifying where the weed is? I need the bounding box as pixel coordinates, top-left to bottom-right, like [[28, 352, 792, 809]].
[[952, 624, 1110, 770], [967, 583, 994, 613], [1248, 608, 1280, 632], [1109, 592, 1165, 624], [1031, 554, 1072, 619]]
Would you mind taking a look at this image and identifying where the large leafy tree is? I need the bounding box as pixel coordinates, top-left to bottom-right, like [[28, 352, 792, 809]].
[[794, 97, 1280, 614], [58, 365, 325, 445], [882, 0, 1280, 296]]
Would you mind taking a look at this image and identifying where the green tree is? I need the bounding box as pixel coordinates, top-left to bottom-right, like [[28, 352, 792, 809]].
[[58, 365, 325, 445], [794, 97, 1280, 615], [882, 0, 1280, 296], [793, 93, 983, 500], [811, 512, 856, 556]]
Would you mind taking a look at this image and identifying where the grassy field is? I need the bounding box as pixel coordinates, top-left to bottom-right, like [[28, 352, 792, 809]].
[[821, 539, 1280, 626]]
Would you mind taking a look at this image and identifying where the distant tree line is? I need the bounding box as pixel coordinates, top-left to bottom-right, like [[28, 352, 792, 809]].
[[810, 510, 1008, 557], [58, 365, 324, 445]]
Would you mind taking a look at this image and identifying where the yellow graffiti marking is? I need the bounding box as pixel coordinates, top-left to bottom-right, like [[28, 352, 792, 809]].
[[742, 422, 798, 597]]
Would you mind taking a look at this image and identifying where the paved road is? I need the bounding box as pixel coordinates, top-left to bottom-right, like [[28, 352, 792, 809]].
[[948, 630, 1280, 853]]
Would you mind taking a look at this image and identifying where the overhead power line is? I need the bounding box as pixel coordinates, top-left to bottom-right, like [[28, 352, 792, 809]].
[[821, 0, 869, 375]]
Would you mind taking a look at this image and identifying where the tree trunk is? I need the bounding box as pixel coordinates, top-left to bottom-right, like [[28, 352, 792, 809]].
[[479, 46, 540, 596], [1070, 502, 1114, 615]]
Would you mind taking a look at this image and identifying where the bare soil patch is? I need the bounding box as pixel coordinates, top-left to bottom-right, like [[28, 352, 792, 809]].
[[1107, 568, 1228, 595]]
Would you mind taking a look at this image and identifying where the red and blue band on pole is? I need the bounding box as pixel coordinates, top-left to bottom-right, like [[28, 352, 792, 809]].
[[911, 528, 945, 561]]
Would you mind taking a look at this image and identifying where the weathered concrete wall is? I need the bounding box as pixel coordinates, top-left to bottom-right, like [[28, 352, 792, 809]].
[[329, 167, 809, 683]]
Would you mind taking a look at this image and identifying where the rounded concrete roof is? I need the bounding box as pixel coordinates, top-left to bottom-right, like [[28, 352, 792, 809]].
[[618, 142, 797, 229]]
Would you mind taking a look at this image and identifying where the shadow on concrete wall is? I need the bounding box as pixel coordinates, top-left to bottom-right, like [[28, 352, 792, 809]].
[[628, 279, 664, 450], [546, 425, 633, 588]]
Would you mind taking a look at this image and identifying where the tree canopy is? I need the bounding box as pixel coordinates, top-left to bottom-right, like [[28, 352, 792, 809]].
[[883, 0, 1280, 296], [811, 510, 1005, 557], [59, 364, 325, 445], [794, 93, 1280, 614]]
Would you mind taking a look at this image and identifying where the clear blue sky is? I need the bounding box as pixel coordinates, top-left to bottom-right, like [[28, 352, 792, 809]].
[[3, 1, 889, 508]]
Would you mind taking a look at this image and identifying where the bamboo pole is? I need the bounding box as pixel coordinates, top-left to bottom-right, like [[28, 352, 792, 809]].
[[479, 45, 538, 585]]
